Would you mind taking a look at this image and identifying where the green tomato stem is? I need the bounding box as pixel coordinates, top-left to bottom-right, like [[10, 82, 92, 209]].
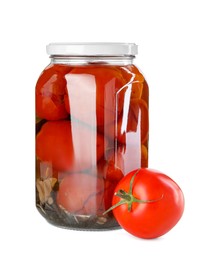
[[103, 199, 127, 214], [129, 169, 140, 195], [103, 169, 164, 215]]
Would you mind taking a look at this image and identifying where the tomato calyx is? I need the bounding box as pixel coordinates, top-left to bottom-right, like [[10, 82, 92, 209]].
[[114, 189, 157, 212], [103, 170, 164, 214]]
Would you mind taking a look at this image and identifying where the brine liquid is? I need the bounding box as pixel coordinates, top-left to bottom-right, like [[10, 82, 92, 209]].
[[36, 64, 149, 230]]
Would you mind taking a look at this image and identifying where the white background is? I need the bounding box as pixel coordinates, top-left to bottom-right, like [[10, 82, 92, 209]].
[[0, 0, 207, 259]]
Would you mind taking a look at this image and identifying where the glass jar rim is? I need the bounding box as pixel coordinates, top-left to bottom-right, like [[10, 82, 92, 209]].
[[46, 42, 138, 57]]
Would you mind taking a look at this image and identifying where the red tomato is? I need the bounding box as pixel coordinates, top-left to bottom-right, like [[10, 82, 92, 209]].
[[98, 148, 124, 182], [103, 99, 148, 145], [36, 64, 71, 120], [98, 144, 147, 181], [56, 173, 119, 215], [64, 66, 125, 126], [36, 120, 105, 172], [108, 168, 184, 239], [56, 173, 105, 215], [93, 150, 124, 212], [118, 65, 145, 102]]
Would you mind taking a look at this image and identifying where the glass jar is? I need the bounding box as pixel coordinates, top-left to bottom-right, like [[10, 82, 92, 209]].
[[35, 43, 149, 230]]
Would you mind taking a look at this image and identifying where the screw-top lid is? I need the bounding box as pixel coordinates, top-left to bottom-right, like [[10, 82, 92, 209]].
[[46, 43, 138, 56]]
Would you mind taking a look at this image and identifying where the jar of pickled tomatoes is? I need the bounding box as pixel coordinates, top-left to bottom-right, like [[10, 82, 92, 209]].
[[35, 43, 149, 230]]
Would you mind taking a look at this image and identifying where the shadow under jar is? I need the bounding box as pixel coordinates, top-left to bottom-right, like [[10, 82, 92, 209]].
[[35, 43, 149, 230]]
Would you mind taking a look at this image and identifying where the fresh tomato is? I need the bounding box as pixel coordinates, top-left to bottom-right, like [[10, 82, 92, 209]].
[[36, 64, 71, 120], [64, 66, 125, 126], [105, 168, 184, 239], [36, 120, 105, 172]]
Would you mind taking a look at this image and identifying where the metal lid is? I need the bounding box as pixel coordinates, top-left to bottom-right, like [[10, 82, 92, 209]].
[[46, 42, 138, 56]]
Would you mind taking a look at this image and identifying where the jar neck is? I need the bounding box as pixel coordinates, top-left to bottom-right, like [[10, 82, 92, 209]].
[[50, 55, 135, 65]]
